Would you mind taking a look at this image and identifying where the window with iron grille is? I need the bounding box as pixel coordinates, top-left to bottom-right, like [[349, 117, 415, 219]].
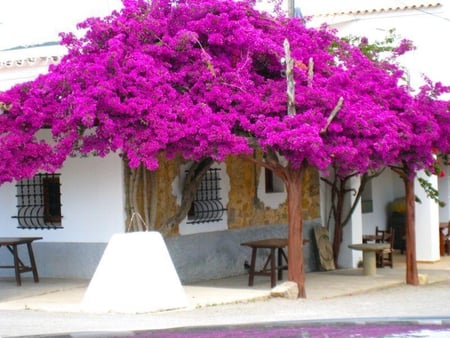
[[13, 173, 63, 229], [187, 168, 226, 224]]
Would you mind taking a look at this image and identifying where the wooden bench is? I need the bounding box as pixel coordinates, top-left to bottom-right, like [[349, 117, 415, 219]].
[[0, 237, 42, 286]]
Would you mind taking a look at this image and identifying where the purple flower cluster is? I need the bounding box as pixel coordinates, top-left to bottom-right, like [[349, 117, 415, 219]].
[[0, 0, 448, 184]]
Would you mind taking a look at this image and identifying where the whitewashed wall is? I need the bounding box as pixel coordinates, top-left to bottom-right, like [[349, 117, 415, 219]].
[[361, 170, 397, 234], [439, 166, 450, 222], [0, 152, 126, 279], [0, 153, 126, 242], [308, 4, 450, 91]]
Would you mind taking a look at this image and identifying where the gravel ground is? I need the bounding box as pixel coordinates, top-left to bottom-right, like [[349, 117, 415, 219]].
[[1, 280, 450, 337]]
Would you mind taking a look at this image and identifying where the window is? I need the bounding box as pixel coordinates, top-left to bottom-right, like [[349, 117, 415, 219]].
[[13, 173, 63, 229], [187, 168, 226, 224], [265, 169, 285, 193], [257, 168, 286, 210], [361, 180, 373, 214]]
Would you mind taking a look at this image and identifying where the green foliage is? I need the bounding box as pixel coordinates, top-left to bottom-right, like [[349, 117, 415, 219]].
[[343, 28, 415, 66], [417, 176, 446, 207]]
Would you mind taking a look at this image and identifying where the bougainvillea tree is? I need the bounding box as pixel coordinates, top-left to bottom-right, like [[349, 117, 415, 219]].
[[388, 79, 450, 285], [320, 33, 450, 282], [351, 35, 450, 285], [320, 33, 417, 267], [0, 0, 435, 296]]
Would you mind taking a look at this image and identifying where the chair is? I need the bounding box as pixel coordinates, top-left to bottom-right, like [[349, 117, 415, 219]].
[[440, 221, 450, 256], [375, 226, 386, 243], [444, 222, 450, 255], [375, 229, 395, 268]]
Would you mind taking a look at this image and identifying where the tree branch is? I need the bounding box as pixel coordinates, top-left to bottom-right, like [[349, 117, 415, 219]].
[[320, 97, 344, 135], [160, 158, 214, 235], [307, 57, 314, 86], [284, 39, 296, 116], [0, 102, 11, 113]]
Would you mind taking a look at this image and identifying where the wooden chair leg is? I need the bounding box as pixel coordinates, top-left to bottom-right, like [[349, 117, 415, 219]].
[[27, 242, 39, 282], [248, 248, 257, 286], [270, 248, 276, 288], [12, 245, 21, 286], [277, 248, 283, 281]]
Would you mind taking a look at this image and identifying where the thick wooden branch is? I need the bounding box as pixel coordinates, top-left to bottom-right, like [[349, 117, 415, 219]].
[[0, 102, 11, 113], [284, 39, 296, 116], [307, 57, 314, 86], [240, 154, 277, 171], [265, 148, 280, 167], [160, 158, 214, 234], [389, 164, 408, 180], [320, 96, 344, 135]]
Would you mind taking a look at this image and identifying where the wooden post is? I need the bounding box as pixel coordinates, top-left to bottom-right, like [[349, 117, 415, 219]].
[[285, 164, 307, 298], [404, 176, 419, 285]]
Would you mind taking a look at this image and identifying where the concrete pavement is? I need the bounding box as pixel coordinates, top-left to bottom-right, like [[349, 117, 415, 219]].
[[0, 254, 449, 313]]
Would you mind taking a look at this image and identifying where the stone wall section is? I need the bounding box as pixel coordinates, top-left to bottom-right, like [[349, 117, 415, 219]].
[[124, 155, 321, 235]]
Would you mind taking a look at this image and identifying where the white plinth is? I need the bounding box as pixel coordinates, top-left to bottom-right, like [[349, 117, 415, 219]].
[[82, 232, 189, 313]]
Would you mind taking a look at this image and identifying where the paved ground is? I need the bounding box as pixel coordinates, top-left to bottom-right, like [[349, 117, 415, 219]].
[[0, 254, 450, 337]]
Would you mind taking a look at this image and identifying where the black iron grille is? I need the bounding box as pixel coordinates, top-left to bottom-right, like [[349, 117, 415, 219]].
[[187, 168, 226, 224], [13, 173, 63, 229]]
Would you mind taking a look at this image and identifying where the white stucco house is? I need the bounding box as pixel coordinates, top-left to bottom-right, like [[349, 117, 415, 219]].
[[0, 0, 448, 283], [0, 42, 127, 278], [0, 40, 313, 281]]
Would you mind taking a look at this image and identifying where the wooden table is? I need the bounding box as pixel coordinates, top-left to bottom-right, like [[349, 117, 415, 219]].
[[348, 243, 389, 276], [241, 238, 287, 288], [241, 238, 309, 288], [0, 237, 42, 286]]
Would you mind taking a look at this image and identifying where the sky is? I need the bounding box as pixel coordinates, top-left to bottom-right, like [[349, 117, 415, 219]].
[[1, 0, 448, 87], [0, 0, 123, 50], [0, 0, 444, 51]]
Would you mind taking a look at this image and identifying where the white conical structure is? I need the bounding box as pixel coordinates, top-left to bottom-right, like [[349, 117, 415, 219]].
[[82, 232, 189, 313]]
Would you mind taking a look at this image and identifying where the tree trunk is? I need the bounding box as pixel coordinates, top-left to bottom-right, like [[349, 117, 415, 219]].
[[148, 170, 158, 229], [403, 175, 419, 285], [325, 171, 382, 268], [160, 158, 214, 234], [285, 165, 306, 298], [241, 152, 307, 297], [331, 178, 345, 267]]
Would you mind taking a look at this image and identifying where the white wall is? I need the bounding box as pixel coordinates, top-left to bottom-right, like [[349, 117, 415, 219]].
[[0, 49, 64, 91], [309, 4, 450, 90], [339, 176, 363, 268], [257, 168, 287, 209], [0, 153, 126, 242], [0, 0, 127, 244], [438, 165, 450, 222], [415, 171, 440, 261], [361, 170, 396, 234]]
